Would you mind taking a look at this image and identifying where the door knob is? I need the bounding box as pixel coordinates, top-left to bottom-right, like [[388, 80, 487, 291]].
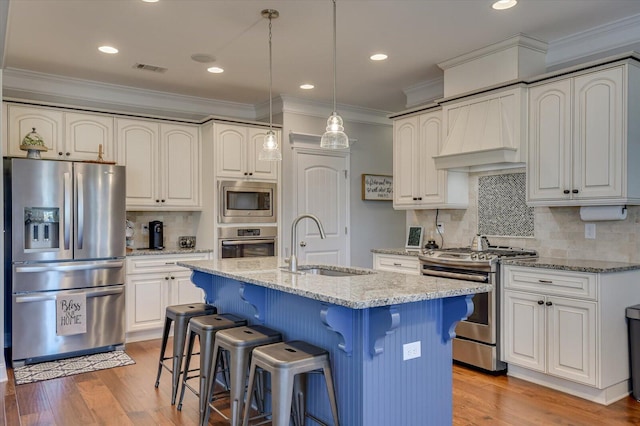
[[299, 241, 307, 247]]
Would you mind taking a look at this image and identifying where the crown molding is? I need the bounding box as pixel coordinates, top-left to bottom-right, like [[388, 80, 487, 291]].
[[279, 95, 391, 126], [2, 68, 257, 121], [403, 77, 444, 109], [546, 13, 640, 67]]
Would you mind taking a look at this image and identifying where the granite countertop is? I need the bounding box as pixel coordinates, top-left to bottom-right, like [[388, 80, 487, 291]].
[[371, 248, 422, 257], [502, 257, 640, 273], [127, 248, 213, 256], [177, 256, 491, 309]]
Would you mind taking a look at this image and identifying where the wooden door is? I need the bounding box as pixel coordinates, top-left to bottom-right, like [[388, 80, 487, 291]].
[[393, 116, 419, 208], [418, 111, 445, 205], [247, 127, 278, 180], [66, 112, 114, 162], [215, 123, 246, 178], [294, 150, 349, 266], [7, 104, 63, 159], [117, 119, 159, 208], [160, 124, 200, 208], [125, 273, 168, 333]]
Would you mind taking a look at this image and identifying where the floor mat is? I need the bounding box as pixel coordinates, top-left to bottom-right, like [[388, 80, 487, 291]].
[[13, 350, 135, 385]]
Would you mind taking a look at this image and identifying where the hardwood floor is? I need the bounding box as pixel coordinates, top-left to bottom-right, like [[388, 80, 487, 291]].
[[2, 338, 640, 425]]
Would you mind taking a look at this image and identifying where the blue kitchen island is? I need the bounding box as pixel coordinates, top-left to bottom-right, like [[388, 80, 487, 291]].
[[178, 257, 491, 426]]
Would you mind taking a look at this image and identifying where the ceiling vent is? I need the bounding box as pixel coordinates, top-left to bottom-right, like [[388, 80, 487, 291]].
[[132, 63, 168, 73]]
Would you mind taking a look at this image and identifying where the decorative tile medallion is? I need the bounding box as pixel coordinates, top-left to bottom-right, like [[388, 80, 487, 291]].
[[478, 173, 534, 237]]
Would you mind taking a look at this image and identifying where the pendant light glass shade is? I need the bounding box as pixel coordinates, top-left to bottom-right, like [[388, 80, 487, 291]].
[[322, 0, 348, 149], [320, 112, 348, 149], [259, 9, 282, 161]]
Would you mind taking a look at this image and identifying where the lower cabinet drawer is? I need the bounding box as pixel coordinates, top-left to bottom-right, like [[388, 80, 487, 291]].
[[127, 253, 209, 274], [373, 254, 420, 275], [504, 266, 596, 300]]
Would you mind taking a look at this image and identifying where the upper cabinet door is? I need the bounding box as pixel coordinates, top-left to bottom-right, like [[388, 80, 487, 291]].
[[160, 124, 200, 208], [248, 127, 278, 180], [527, 79, 572, 202], [393, 116, 419, 208], [215, 124, 246, 178], [573, 66, 624, 200], [117, 119, 159, 208], [418, 111, 445, 204], [65, 112, 114, 162], [7, 104, 64, 159]]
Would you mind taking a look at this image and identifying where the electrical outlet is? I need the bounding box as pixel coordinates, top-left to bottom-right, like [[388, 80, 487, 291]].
[[141, 224, 149, 236], [403, 341, 421, 361], [585, 223, 596, 239], [436, 223, 444, 234]]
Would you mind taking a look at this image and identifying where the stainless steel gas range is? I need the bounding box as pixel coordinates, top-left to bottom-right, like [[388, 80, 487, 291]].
[[419, 245, 538, 372]]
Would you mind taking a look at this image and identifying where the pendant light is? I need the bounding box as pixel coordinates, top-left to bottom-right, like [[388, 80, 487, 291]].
[[320, 0, 349, 149], [259, 9, 282, 161]]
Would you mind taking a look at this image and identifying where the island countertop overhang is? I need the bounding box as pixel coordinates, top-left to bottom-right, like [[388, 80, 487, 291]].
[[178, 256, 491, 309]]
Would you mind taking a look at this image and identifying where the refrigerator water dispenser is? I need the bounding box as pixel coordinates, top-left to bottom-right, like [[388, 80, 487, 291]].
[[24, 207, 60, 250]]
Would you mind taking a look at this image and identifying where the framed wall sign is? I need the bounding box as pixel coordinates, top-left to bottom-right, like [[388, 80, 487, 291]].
[[405, 226, 424, 250], [361, 174, 393, 201]]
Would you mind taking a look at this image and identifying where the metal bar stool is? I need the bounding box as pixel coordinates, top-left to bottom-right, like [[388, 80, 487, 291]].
[[203, 325, 283, 426], [154, 303, 216, 404], [242, 340, 340, 426], [177, 313, 247, 419]]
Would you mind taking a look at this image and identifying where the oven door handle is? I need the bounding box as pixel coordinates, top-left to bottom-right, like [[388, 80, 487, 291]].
[[221, 239, 275, 246], [422, 269, 489, 282]]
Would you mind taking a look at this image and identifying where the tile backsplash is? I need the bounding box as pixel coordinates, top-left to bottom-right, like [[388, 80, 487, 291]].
[[478, 173, 534, 237], [412, 168, 640, 263], [126, 211, 199, 249]]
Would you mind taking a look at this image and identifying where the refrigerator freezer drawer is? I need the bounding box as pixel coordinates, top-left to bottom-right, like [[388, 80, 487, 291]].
[[11, 285, 125, 365], [12, 259, 125, 293]]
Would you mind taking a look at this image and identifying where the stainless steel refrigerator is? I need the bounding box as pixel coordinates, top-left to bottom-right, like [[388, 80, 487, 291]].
[[4, 158, 126, 367]]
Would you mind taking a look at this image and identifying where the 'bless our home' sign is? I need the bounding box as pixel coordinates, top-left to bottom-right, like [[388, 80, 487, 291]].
[[56, 293, 87, 336]]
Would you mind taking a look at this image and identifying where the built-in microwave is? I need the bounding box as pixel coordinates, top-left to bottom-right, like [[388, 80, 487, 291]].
[[218, 180, 277, 223]]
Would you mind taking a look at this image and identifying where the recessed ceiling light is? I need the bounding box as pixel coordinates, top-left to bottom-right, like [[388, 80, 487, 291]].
[[98, 46, 118, 54], [492, 0, 517, 10], [207, 66, 224, 74], [142, 0, 159, 3], [300, 84, 315, 90], [370, 53, 388, 61]]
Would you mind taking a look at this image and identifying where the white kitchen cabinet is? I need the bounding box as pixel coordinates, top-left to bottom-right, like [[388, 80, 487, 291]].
[[5, 103, 115, 162], [125, 253, 209, 341], [528, 62, 640, 206], [117, 118, 201, 210], [373, 253, 420, 275], [392, 109, 467, 210], [215, 123, 278, 181], [502, 264, 639, 404]]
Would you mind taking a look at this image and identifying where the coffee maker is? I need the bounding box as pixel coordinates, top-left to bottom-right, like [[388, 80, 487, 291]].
[[149, 221, 164, 250]]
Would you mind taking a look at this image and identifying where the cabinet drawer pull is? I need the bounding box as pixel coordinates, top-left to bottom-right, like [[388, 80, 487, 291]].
[[563, 190, 570, 194], [572, 189, 579, 194], [546, 301, 553, 306], [537, 300, 544, 305], [165, 262, 176, 265], [393, 263, 402, 266], [538, 279, 553, 284]]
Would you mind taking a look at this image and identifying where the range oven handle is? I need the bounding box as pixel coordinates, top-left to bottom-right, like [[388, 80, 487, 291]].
[[221, 239, 276, 246], [15, 285, 124, 303], [421, 269, 489, 283]]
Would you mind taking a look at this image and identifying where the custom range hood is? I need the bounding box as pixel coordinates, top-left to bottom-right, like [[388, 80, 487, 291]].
[[433, 35, 548, 170]]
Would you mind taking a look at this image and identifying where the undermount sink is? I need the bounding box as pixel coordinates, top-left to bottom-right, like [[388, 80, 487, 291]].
[[282, 265, 375, 277]]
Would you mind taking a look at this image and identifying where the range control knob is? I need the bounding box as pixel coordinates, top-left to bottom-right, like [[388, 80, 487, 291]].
[[470, 253, 478, 260]]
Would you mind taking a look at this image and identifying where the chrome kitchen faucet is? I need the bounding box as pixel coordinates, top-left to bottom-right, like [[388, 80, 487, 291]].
[[289, 214, 326, 273]]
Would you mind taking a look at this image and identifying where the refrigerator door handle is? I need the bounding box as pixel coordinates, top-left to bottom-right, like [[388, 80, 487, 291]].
[[15, 260, 125, 273], [64, 172, 72, 250], [15, 285, 125, 303], [77, 172, 84, 250]]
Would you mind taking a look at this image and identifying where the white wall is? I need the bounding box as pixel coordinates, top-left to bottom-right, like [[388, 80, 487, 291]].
[[280, 111, 405, 268]]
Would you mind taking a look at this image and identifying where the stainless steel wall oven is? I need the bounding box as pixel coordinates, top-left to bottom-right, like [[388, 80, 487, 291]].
[[219, 226, 277, 259], [419, 246, 537, 372]]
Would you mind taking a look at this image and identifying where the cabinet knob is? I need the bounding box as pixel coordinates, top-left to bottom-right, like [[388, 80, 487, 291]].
[[161, 199, 165, 203], [418, 197, 422, 201], [58, 152, 63, 156], [537, 300, 544, 305], [412, 197, 418, 201], [244, 172, 248, 176], [572, 189, 579, 194], [65, 152, 70, 156], [299, 241, 307, 247], [156, 199, 160, 203], [563, 190, 570, 194], [165, 276, 169, 280], [249, 172, 253, 176], [546, 301, 553, 306], [170, 276, 175, 280]]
